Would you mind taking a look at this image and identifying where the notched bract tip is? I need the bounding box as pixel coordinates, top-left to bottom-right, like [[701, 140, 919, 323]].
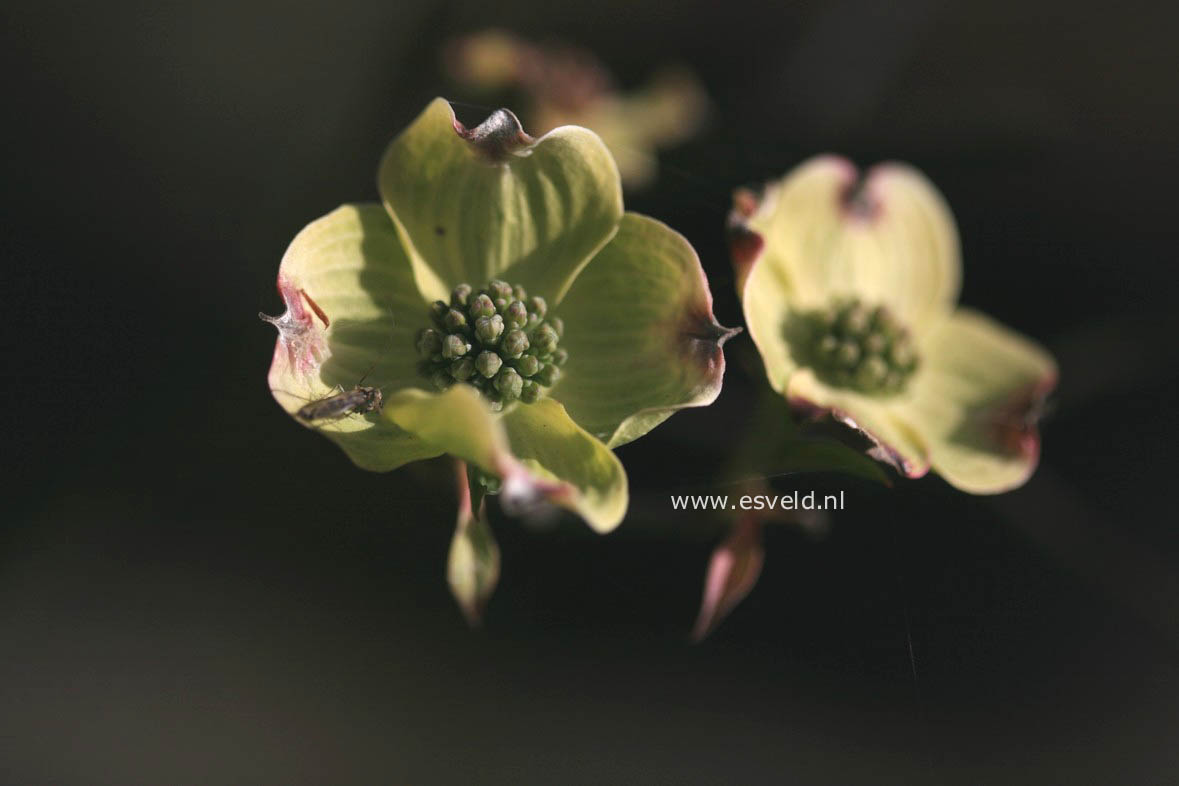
[[454, 106, 535, 161], [840, 175, 882, 222], [260, 277, 329, 379], [702, 319, 743, 347], [680, 311, 742, 377]]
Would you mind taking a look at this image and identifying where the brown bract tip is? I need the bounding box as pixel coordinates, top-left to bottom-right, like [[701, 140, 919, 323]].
[[837, 161, 892, 223], [728, 226, 764, 293], [260, 276, 328, 379], [727, 187, 766, 293], [689, 317, 743, 347], [730, 187, 760, 219], [678, 306, 742, 393], [454, 107, 535, 161], [990, 377, 1057, 461]]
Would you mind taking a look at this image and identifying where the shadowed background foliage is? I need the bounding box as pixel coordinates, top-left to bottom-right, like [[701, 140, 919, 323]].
[[3, 0, 1178, 783]]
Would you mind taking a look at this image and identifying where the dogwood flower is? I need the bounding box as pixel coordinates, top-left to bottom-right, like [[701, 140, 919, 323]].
[[262, 98, 736, 544], [729, 155, 1056, 494]]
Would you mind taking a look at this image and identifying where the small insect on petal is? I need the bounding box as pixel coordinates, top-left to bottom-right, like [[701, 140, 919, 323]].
[[295, 386, 384, 421]]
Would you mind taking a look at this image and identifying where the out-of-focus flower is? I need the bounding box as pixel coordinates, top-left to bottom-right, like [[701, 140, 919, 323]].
[[262, 99, 736, 618], [729, 156, 1057, 494], [445, 30, 708, 189]]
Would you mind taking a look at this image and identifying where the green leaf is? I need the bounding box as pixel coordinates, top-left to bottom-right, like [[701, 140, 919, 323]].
[[554, 213, 739, 448], [742, 155, 960, 337], [378, 98, 623, 304], [900, 308, 1057, 494], [264, 203, 443, 472], [501, 398, 628, 533]]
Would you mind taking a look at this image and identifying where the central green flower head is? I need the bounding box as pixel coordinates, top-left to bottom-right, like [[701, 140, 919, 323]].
[[417, 280, 566, 409], [804, 296, 919, 395]]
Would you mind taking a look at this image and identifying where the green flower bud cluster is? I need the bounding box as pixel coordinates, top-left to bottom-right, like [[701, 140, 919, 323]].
[[807, 297, 919, 395], [416, 279, 568, 410]]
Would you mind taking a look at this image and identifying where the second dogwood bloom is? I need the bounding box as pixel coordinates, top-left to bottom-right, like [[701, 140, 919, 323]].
[[730, 156, 1056, 494]]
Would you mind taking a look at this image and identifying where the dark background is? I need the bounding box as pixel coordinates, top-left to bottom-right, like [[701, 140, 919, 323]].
[[4, 0, 1179, 783]]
